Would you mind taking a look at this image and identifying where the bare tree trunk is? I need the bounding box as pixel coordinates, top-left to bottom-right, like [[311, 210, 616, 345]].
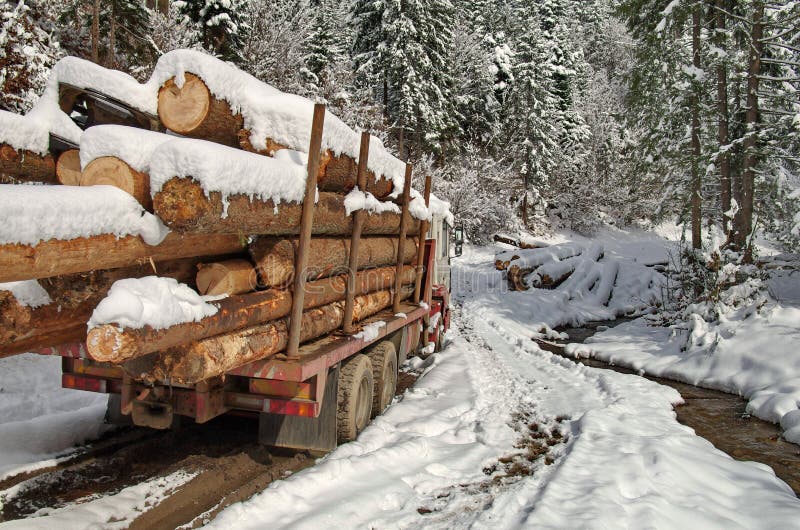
[[734, 0, 763, 262], [107, 1, 116, 68], [715, 0, 732, 240], [690, 2, 702, 250], [91, 0, 100, 63]]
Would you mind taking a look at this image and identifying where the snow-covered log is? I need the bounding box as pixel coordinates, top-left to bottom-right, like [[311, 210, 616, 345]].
[[250, 236, 418, 288], [0, 144, 57, 184], [55, 149, 82, 185], [123, 286, 412, 385], [86, 266, 414, 364], [153, 177, 417, 236]]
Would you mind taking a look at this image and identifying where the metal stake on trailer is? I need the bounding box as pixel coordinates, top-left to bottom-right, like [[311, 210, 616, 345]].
[[286, 103, 326, 359], [342, 132, 371, 334], [413, 175, 432, 304], [393, 164, 413, 314]]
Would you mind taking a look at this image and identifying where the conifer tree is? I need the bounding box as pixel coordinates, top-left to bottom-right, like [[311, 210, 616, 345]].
[[177, 0, 248, 62]]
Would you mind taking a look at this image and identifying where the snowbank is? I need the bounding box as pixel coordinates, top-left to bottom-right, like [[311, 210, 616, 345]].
[[567, 302, 800, 444], [88, 276, 220, 331], [79, 125, 173, 172], [0, 184, 168, 246], [0, 280, 51, 308], [148, 138, 308, 210]]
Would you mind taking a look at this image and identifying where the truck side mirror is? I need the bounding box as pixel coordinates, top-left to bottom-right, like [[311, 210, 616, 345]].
[[454, 243, 463, 257], [454, 224, 464, 245]]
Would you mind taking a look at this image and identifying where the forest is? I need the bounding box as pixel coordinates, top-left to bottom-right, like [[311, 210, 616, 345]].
[[2, 0, 799, 255]]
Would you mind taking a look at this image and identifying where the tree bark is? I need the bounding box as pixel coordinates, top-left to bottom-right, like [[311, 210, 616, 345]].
[[733, 1, 763, 262], [690, 3, 703, 250], [715, 0, 732, 239], [56, 149, 82, 185], [250, 236, 418, 288], [91, 0, 100, 63], [153, 177, 418, 236], [196, 259, 256, 296], [0, 232, 247, 283], [88, 265, 415, 363], [81, 156, 152, 210], [122, 286, 413, 384], [107, 2, 116, 68], [0, 144, 57, 184]]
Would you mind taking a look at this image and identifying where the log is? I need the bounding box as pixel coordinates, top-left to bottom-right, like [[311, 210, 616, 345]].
[[153, 177, 418, 236], [56, 149, 82, 186], [0, 232, 247, 283], [239, 132, 393, 198], [250, 236, 418, 288], [81, 156, 152, 210], [196, 259, 256, 296], [0, 144, 57, 184], [124, 286, 412, 385], [0, 256, 209, 356], [493, 234, 540, 249], [507, 265, 532, 291], [87, 265, 415, 364], [157, 73, 243, 147]]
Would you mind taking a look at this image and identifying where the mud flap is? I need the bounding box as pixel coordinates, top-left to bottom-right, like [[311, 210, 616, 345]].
[[258, 366, 339, 452]]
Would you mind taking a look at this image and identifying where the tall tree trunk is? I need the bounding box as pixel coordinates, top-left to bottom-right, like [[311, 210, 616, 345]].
[[734, 0, 763, 262], [715, 0, 732, 240], [690, 2, 702, 250], [107, 1, 116, 68], [91, 0, 100, 63]]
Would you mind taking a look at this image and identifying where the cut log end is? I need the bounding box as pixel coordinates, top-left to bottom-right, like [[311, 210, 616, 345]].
[[81, 156, 152, 210], [196, 259, 256, 296], [56, 149, 82, 186], [87, 325, 137, 364], [157, 74, 211, 134]]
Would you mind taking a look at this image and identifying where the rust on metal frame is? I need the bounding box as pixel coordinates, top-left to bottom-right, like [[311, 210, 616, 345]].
[[287, 103, 326, 358], [413, 175, 432, 303], [343, 131, 371, 334], [393, 164, 413, 313]]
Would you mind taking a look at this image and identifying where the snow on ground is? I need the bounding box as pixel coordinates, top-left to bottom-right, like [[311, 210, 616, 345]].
[[567, 303, 800, 444], [0, 354, 108, 481], [210, 241, 800, 528], [1, 470, 196, 529]]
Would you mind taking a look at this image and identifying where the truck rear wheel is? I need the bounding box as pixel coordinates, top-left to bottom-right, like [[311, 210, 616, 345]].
[[367, 341, 397, 418], [337, 354, 374, 443]]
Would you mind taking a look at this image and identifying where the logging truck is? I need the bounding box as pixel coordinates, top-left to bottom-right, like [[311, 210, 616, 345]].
[[1, 51, 463, 452], [51, 211, 458, 451]]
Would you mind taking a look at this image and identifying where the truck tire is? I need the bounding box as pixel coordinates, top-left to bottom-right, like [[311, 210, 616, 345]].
[[337, 354, 374, 443], [434, 321, 445, 353], [367, 341, 397, 418]]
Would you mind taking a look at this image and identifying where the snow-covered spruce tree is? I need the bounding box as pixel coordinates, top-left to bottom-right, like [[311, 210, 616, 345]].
[[301, 0, 346, 92], [0, 0, 61, 112], [353, 0, 460, 157], [176, 0, 247, 62]]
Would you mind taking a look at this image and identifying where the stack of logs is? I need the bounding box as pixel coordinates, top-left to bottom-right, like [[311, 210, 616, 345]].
[[1, 70, 431, 385]]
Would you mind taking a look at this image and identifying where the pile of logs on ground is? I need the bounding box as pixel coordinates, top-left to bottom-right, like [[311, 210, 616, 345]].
[[0, 65, 431, 385], [495, 243, 620, 307]]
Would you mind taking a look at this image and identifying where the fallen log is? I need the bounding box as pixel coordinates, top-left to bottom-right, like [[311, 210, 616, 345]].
[[0, 256, 210, 356], [0, 232, 247, 283], [529, 257, 580, 289], [0, 144, 57, 184], [153, 177, 418, 236], [55, 149, 82, 185], [196, 259, 256, 296], [87, 265, 415, 364], [493, 234, 540, 249], [507, 265, 533, 291], [124, 286, 411, 385], [250, 236, 418, 288], [157, 73, 243, 147], [81, 156, 152, 210]]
